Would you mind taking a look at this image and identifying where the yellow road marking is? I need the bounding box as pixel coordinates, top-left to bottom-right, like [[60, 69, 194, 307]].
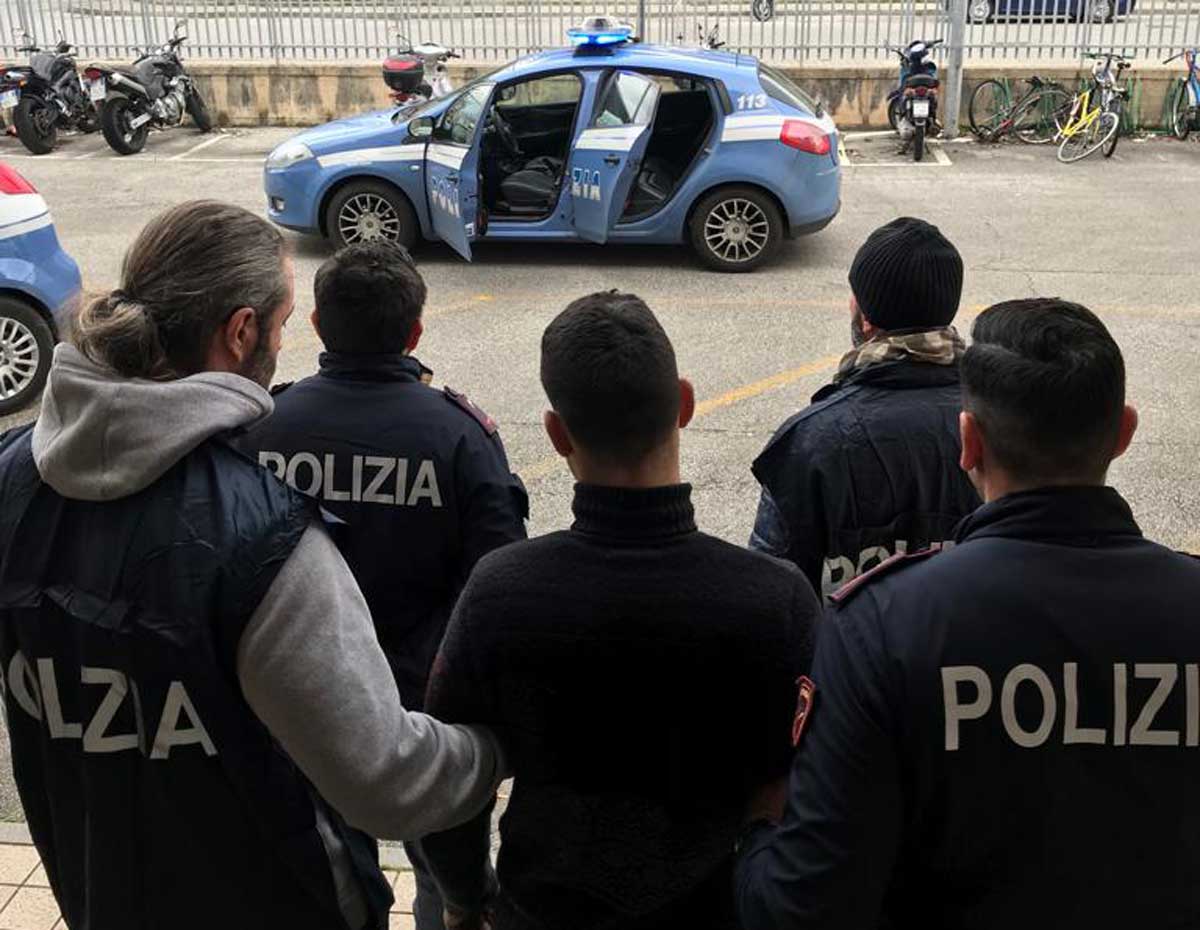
[[694, 354, 841, 418]]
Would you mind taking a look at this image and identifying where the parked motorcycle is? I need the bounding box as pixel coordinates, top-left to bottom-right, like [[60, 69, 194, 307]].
[[84, 19, 211, 156], [886, 38, 943, 161], [2, 31, 99, 155], [382, 35, 458, 108]]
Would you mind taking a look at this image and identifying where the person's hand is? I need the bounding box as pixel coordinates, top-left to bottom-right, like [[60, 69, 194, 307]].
[[745, 775, 789, 825]]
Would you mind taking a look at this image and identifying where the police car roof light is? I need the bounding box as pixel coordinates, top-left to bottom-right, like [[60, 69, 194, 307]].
[[568, 16, 634, 48]]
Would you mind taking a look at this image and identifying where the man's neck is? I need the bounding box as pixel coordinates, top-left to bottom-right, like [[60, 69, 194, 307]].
[[982, 472, 1108, 504], [569, 445, 681, 490]]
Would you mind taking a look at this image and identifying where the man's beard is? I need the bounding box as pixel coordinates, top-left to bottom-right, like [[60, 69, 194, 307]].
[[850, 306, 868, 348], [240, 333, 277, 389]]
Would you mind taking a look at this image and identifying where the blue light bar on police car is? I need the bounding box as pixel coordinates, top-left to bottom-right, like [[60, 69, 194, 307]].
[[567, 17, 634, 47]]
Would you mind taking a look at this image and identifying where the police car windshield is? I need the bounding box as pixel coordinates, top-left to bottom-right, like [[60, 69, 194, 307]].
[[391, 63, 513, 122], [757, 64, 822, 116]]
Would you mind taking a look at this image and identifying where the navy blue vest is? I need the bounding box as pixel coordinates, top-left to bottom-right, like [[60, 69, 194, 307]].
[[0, 426, 392, 930]]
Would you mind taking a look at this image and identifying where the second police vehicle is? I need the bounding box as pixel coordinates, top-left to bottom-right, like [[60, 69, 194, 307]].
[[264, 18, 841, 272]]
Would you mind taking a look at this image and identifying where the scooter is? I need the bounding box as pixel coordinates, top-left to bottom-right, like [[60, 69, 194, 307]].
[[4, 31, 99, 155], [886, 39, 943, 161], [382, 35, 458, 109]]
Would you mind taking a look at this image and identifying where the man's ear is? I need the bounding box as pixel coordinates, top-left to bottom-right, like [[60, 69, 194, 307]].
[[309, 309, 321, 339], [544, 410, 574, 458], [678, 378, 695, 430], [406, 318, 424, 354], [1112, 404, 1138, 460], [223, 307, 258, 365], [960, 411, 984, 475]]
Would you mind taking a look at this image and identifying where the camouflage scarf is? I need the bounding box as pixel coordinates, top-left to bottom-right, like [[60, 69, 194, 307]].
[[835, 326, 966, 383]]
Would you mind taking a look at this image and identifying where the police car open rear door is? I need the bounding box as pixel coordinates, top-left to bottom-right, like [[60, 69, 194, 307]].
[[425, 82, 495, 260], [568, 71, 661, 244]]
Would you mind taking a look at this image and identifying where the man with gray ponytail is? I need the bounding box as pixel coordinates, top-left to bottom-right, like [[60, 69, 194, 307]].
[[0, 201, 505, 930]]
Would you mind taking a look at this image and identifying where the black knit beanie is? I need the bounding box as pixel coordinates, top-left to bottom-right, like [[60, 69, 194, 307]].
[[848, 217, 963, 331]]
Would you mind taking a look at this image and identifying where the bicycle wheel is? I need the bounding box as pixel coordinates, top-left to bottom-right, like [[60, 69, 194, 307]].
[[1057, 111, 1118, 163], [1013, 86, 1071, 144], [969, 79, 1010, 140], [1172, 79, 1192, 141], [1102, 103, 1122, 157]]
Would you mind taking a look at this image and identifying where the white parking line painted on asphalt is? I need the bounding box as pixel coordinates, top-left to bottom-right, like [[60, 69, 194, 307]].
[[72, 145, 106, 160], [168, 133, 232, 161], [0, 152, 264, 164]]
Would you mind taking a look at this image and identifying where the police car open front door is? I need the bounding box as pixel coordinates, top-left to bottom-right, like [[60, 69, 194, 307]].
[[426, 82, 494, 260], [568, 71, 661, 244]]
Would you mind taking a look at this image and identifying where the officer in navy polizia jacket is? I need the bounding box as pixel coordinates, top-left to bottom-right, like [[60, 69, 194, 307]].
[[750, 218, 980, 598], [0, 203, 503, 930], [237, 240, 527, 930], [736, 298, 1200, 929]]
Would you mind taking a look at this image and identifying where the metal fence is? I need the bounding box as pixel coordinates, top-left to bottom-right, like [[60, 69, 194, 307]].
[[1, 0, 1197, 63]]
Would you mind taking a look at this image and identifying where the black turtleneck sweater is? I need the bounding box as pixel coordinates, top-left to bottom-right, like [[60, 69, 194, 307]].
[[425, 483, 821, 930]]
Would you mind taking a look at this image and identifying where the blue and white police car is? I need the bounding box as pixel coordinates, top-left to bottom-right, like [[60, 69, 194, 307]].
[[264, 20, 840, 272], [0, 162, 81, 414]]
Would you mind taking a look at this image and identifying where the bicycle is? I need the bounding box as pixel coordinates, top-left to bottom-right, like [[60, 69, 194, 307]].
[[1164, 48, 1199, 140], [1056, 52, 1130, 163], [969, 75, 1072, 144]]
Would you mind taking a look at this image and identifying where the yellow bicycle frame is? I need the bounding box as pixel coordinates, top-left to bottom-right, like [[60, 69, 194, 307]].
[[1059, 86, 1101, 139]]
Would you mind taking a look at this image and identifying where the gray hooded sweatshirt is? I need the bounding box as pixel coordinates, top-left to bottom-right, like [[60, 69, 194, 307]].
[[29, 344, 504, 926]]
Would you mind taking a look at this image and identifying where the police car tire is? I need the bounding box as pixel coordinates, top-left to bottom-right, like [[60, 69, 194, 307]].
[[326, 180, 418, 250], [689, 186, 782, 273], [0, 298, 54, 416]]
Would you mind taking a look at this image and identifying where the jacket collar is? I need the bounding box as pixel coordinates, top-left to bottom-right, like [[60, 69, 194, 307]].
[[571, 483, 697, 541], [954, 486, 1142, 547], [812, 358, 960, 404], [318, 352, 428, 383]]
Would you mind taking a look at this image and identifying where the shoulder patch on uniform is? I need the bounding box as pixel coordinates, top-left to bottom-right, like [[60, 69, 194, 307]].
[[443, 386, 498, 436], [828, 543, 944, 608], [269, 381, 294, 397]]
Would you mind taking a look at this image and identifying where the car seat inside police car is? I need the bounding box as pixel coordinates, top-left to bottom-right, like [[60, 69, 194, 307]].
[[485, 73, 584, 217]]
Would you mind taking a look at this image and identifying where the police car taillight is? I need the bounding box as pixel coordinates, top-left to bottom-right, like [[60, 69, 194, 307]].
[[0, 164, 36, 196], [780, 120, 831, 156]]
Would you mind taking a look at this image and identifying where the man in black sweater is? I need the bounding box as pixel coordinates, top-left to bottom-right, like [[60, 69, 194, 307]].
[[422, 291, 821, 930]]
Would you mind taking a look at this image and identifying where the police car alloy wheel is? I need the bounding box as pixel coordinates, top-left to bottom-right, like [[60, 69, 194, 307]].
[[326, 180, 417, 249], [0, 297, 54, 416], [690, 186, 782, 273]]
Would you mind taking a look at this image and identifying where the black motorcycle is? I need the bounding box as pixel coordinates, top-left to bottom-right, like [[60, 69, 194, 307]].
[[86, 19, 211, 156], [3, 32, 100, 155], [886, 39, 943, 162]]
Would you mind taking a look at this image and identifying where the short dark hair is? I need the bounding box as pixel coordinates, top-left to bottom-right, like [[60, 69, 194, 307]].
[[541, 291, 680, 464], [962, 298, 1126, 483], [313, 241, 426, 354]]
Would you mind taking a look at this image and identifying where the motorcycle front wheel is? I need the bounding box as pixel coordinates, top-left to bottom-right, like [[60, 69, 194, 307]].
[[101, 95, 150, 155], [13, 95, 58, 155], [187, 88, 213, 132]]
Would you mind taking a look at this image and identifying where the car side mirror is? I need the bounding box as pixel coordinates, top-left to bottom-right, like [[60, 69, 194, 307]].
[[408, 116, 435, 139]]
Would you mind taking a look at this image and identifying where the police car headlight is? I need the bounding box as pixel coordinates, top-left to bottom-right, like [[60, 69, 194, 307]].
[[266, 141, 314, 170]]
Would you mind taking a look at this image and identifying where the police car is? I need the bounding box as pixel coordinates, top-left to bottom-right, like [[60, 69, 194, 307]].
[[0, 163, 81, 415], [264, 19, 840, 272]]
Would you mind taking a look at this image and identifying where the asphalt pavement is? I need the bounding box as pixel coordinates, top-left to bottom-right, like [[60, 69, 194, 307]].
[[0, 124, 1197, 818]]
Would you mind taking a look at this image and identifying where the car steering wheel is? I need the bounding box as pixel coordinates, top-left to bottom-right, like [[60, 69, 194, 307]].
[[492, 110, 522, 156]]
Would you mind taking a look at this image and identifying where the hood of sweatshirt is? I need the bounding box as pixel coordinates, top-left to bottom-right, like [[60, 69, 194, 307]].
[[31, 343, 273, 502]]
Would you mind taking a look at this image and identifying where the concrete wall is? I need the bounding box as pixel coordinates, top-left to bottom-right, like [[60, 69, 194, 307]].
[[166, 59, 1178, 132]]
